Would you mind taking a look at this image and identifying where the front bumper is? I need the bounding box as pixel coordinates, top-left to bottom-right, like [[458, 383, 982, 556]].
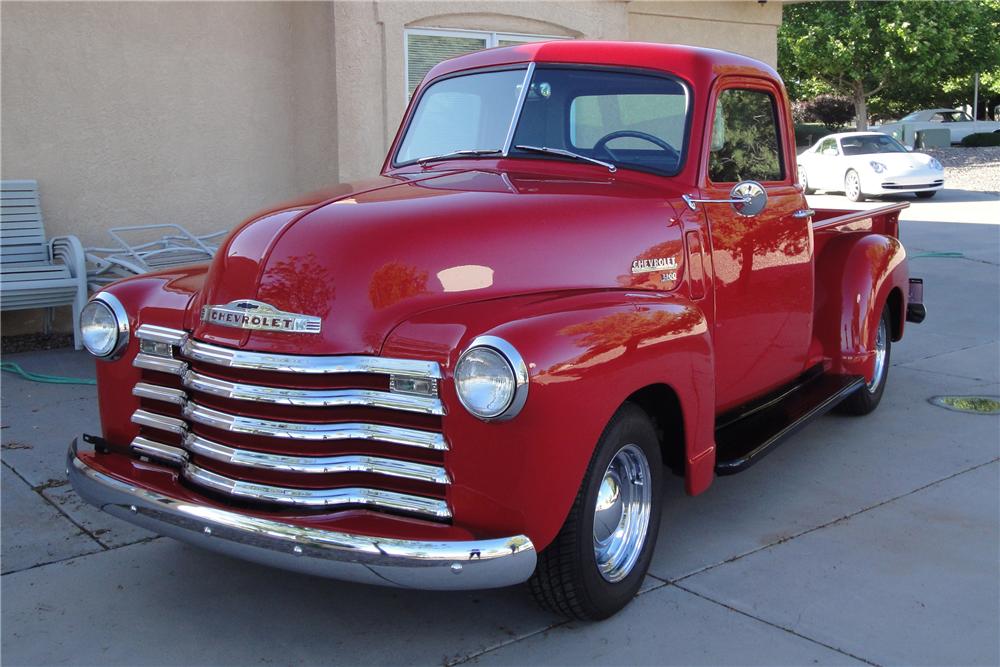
[[67, 439, 536, 590]]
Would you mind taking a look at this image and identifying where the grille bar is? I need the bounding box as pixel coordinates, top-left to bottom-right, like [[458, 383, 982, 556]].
[[182, 370, 445, 415], [181, 401, 448, 449], [130, 433, 450, 484], [181, 338, 442, 378], [184, 464, 451, 517], [185, 433, 449, 482]]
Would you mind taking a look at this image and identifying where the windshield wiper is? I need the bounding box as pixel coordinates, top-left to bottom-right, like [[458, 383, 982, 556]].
[[415, 149, 502, 165], [514, 145, 617, 173]]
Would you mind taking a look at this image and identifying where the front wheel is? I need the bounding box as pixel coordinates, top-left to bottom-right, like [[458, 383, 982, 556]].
[[529, 403, 663, 620], [838, 308, 891, 415], [799, 165, 816, 194], [845, 169, 865, 202], [915, 191, 937, 199]]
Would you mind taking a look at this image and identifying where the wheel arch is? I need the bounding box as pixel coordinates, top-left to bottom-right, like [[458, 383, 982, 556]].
[[626, 383, 686, 478]]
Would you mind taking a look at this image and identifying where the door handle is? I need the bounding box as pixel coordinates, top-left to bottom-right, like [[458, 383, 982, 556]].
[[791, 209, 815, 219]]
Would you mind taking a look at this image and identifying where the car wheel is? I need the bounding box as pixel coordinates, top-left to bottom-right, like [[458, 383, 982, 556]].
[[845, 169, 865, 202], [799, 165, 816, 195], [529, 402, 663, 620], [837, 308, 891, 416], [915, 191, 936, 199]]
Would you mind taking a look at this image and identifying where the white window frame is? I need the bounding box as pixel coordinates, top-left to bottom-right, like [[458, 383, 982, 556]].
[[404, 27, 570, 98]]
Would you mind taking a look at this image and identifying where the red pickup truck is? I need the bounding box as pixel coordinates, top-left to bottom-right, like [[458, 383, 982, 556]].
[[70, 42, 925, 619]]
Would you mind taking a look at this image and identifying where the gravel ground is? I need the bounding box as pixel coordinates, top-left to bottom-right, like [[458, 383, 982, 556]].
[[924, 147, 1000, 193]]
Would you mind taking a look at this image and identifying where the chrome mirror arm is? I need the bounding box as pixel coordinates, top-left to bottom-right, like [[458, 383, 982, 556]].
[[681, 194, 751, 211]]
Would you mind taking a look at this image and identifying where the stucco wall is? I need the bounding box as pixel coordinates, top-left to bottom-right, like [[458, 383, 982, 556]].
[[1, 1, 337, 245], [1, 0, 782, 337]]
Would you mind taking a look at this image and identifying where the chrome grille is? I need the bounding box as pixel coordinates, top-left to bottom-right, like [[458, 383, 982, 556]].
[[129, 325, 450, 520]]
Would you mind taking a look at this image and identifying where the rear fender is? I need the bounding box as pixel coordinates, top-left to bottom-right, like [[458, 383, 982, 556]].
[[814, 233, 908, 380], [382, 290, 715, 551]]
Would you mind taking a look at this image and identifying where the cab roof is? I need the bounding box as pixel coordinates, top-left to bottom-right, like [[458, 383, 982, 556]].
[[422, 41, 779, 88]]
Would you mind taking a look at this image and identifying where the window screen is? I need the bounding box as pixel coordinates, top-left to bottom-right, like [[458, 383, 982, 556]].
[[406, 34, 487, 97], [709, 88, 784, 183]]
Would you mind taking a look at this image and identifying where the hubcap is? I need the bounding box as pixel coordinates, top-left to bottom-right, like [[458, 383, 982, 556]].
[[593, 444, 653, 583], [867, 317, 888, 393], [847, 173, 860, 199]]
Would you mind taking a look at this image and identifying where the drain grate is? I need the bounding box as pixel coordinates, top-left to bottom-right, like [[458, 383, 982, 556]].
[[929, 395, 1000, 415]]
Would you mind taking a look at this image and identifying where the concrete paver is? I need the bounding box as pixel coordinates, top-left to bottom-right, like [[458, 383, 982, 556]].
[[1, 465, 101, 575], [474, 583, 865, 666], [1, 539, 560, 667], [680, 462, 1000, 667]]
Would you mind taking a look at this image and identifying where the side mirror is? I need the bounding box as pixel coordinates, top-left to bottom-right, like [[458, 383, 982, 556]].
[[730, 180, 767, 217], [905, 145, 914, 152]]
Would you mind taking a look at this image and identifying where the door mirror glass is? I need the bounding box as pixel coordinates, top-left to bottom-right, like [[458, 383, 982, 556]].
[[730, 180, 767, 217]]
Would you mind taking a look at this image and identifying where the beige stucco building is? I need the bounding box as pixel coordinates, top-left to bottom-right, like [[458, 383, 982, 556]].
[[1, 0, 785, 334]]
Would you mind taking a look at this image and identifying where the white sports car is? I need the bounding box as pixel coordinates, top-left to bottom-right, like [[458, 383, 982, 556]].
[[797, 132, 945, 202], [875, 108, 1000, 145]]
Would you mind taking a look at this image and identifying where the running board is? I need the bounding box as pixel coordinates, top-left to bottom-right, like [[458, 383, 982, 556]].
[[714, 374, 866, 475]]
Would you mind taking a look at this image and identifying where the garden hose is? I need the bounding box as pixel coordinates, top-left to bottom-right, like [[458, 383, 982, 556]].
[[0, 362, 96, 385]]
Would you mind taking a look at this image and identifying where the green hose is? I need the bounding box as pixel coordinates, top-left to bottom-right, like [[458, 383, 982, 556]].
[[0, 362, 96, 385], [910, 251, 965, 258]]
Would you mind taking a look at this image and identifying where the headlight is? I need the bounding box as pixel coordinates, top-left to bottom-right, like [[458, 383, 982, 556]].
[[869, 161, 887, 173], [80, 293, 129, 359], [455, 336, 528, 421], [930, 158, 943, 171]]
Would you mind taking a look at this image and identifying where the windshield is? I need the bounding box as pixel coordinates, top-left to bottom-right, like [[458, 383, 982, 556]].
[[841, 134, 907, 156], [394, 66, 690, 176]]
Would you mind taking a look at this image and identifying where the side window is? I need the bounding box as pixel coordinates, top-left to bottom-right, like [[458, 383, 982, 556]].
[[709, 88, 785, 183]]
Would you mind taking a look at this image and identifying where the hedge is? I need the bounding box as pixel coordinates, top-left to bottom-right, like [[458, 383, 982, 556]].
[[960, 132, 1000, 147]]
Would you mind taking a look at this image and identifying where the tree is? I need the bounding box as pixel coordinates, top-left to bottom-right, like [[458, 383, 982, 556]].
[[779, 1, 1000, 129]]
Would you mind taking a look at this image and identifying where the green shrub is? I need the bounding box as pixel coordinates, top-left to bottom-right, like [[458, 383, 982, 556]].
[[793, 95, 855, 130], [960, 132, 1000, 147]]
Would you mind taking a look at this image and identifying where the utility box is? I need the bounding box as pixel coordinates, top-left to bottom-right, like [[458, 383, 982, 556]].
[[914, 128, 950, 149]]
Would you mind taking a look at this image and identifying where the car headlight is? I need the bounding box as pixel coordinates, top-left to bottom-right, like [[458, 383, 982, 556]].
[[930, 158, 943, 171], [80, 293, 129, 360], [869, 161, 887, 173], [455, 336, 528, 421]]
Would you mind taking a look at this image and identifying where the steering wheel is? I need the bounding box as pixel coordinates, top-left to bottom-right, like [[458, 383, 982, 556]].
[[593, 130, 677, 162]]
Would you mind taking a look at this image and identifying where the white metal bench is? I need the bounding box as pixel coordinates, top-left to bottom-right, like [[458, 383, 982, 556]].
[[1, 180, 87, 349]]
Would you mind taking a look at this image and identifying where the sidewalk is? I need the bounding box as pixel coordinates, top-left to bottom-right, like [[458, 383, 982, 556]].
[[2, 197, 998, 666]]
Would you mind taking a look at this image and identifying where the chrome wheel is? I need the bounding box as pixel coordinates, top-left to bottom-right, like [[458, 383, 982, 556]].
[[867, 316, 888, 393], [593, 443, 653, 583]]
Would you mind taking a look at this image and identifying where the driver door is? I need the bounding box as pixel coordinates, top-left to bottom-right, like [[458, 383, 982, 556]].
[[700, 79, 814, 411]]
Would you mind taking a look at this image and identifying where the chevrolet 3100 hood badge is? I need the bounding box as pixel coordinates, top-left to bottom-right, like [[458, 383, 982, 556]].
[[201, 299, 321, 333]]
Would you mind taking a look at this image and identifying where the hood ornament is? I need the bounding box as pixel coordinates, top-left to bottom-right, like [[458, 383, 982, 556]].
[[201, 299, 321, 334]]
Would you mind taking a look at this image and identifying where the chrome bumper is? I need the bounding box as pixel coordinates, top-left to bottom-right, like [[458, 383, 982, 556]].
[[67, 440, 536, 590]]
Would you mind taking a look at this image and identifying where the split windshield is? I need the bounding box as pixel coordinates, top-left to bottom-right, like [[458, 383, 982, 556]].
[[394, 66, 690, 176]]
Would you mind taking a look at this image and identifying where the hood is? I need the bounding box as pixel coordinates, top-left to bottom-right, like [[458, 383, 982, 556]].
[[192, 167, 684, 355]]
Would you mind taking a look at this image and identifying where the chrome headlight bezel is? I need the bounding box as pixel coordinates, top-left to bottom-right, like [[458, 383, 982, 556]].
[[454, 335, 529, 422], [80, 292, 130, 361]]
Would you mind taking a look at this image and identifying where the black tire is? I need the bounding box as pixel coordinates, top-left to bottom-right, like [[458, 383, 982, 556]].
[[799, 165, 816, 195], [528, 403, 663, 620], [837, 308, 892, 415], [915, 191, 937, 199], [845, 169, 865, 202]]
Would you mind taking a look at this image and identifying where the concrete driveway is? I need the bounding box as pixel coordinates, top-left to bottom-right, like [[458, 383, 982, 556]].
[[3, 189, 998, 666]]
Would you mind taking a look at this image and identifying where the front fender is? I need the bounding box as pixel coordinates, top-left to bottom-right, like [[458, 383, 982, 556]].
[[382, 290, 715, 552], [815, 233, 907, 380]]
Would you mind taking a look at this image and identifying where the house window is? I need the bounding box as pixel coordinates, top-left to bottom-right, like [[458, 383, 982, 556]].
[[404, 28, 564, 97]]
